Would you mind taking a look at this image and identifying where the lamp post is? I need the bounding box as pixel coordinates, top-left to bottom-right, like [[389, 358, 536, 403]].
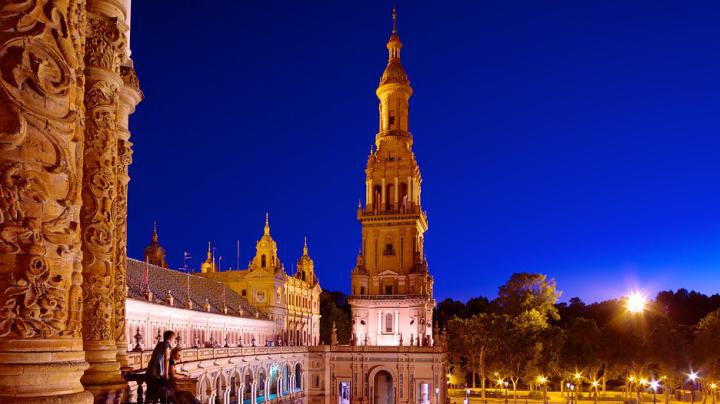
[[710, 383, 717, 404], [435, 386, 440, 404], [650, 380, 660, 404], [575, 372, 583, 398], [689, 372, 699, 404], [466, 386, 470, 404], [592, 380, 599, 404], [504, 381, 509, 404], [628, 376, 635, 399], [566, 383, 572, 404], [639, 378, 649, 404], [537, 376, 548, 404]]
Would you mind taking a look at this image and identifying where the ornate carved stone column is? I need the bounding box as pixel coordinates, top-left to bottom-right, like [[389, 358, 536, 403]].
[[0, 0, 93, 402], [80, 0, 129, 401], [114, 64, 142, 367]]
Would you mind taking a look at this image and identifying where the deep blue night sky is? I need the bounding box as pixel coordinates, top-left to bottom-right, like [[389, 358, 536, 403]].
[[126, 1, 720, 303]]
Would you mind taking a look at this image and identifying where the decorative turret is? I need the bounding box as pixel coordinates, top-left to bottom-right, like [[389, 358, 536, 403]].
[[376, 7, 413, 147], [200, 241, 215, 273], [296, 237, 315, 284], [250, 213, 282, 273], [144, 222, 168, 268]]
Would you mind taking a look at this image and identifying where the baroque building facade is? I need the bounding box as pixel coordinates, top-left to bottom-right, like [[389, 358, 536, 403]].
[[200, 214, 322, 347]]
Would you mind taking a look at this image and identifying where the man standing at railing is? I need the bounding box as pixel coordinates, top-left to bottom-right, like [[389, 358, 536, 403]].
[[146, 330, 176, 402]]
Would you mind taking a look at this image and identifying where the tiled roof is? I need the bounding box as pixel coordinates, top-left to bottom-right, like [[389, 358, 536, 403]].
[[126, 258, 264, 319]]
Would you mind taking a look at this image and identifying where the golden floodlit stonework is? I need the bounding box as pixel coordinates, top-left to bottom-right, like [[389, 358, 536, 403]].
[[0, 3, 445, 403]]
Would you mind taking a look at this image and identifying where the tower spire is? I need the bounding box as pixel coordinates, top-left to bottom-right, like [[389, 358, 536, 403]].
[[303, 236, 308, 255], [264, 212, 270, 235], [392, 6, 397, 35], [152, 220, 158, 242]]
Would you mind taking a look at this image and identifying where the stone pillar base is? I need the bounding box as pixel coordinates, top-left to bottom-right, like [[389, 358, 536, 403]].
[[83, 382, 126, 404], [0, 391, 94, 404]]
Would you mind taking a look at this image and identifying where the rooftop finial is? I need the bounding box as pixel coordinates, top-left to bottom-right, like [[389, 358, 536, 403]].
[[303, 236, 308, 255], [392, 6, 397, 35], [152, 221, 158, 242], [264, 212, 270, 235]]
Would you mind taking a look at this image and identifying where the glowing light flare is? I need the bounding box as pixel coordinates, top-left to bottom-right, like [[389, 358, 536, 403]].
[[688, 371, 699, 382], [649, 381, 660, 391], [626, 292, 648, 314]]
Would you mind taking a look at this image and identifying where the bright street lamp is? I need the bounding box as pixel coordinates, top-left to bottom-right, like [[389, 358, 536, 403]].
[[688, 371, 699, 404], [710, 384, 717, 404], [592, 380, 599, 404], [537, 376, 548, 404], [649, 380, 660, 404]]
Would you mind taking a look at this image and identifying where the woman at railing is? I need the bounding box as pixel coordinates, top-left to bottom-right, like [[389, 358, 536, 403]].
[[169, 348, 200, 404]]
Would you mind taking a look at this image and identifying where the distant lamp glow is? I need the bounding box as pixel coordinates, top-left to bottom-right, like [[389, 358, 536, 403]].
[[688, 371, 699, 382], [626, 292, 648, 314], [537, 376, 547, 385], [575, 372, 582, 380], [592, 380, 599, 388], [640, 378, 648, 386], [628, 376, 635, 383], [650, 381, 660, 391], [710, 383, 717, 390]]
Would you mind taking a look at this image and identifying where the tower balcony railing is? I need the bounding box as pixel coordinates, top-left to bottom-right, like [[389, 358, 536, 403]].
[[358, 204, 428, 219]]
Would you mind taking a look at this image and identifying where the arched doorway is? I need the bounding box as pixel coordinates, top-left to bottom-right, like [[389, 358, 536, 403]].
[[294, 363, 302, 391], [373, 370, 394, 404], [284, 364, 291, 394], [243, 369, 253, 404], [257, 368, 266, 403], [269, 365, 279, 398]]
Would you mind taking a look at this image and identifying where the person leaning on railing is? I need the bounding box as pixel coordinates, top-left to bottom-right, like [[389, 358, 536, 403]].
[[168, 347, 200, 404]]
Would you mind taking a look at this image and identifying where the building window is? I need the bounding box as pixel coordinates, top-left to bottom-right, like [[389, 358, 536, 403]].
[[385, 285, 393, 295], [360, 286, 365, 295], [385, 313, 393, 333], [261, 254, 266, 267], [241, 289, 247, 297], [383, 243, 394, 256]]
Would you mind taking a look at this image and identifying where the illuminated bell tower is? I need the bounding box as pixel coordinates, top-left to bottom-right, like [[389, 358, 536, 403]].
[[349, 8, 435, 347]]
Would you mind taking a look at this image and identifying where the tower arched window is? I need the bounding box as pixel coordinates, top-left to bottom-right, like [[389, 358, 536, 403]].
[[373, 185, 382, 208], [385, 313, 393, 333], [386, 184, 394, 210], [261, 255, 266, 268], [399, 182, 408, 209]]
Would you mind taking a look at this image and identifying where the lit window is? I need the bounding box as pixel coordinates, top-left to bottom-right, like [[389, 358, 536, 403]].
[[385, 313, 393, 333]]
